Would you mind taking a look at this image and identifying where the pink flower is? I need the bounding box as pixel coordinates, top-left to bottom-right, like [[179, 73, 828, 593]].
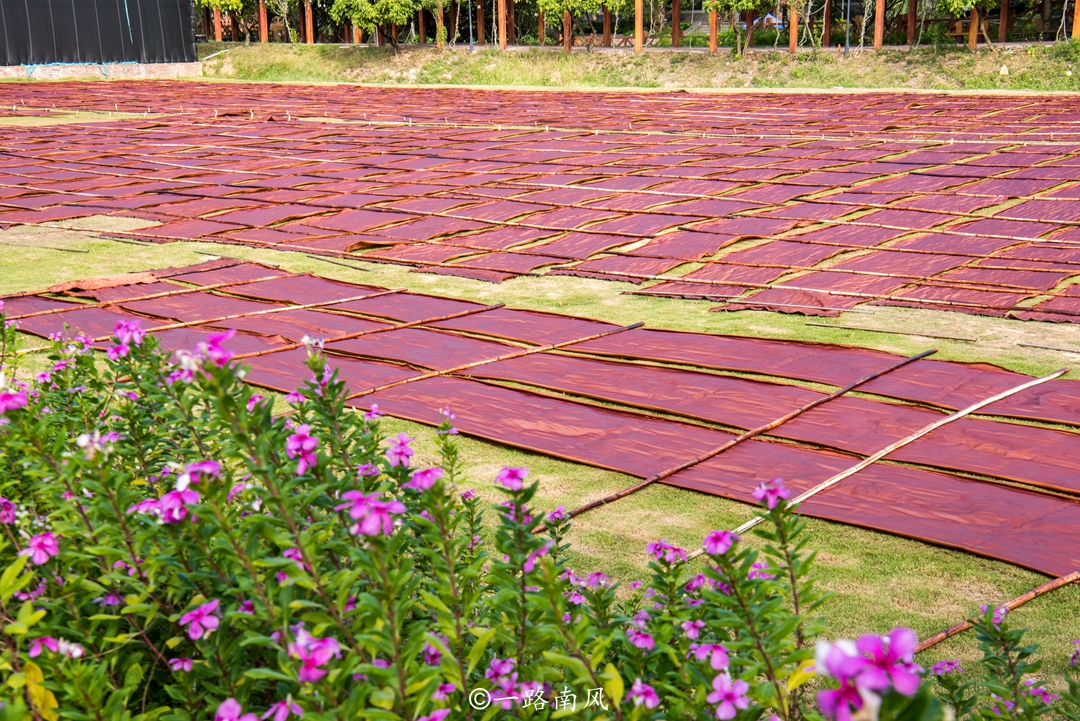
[[749, 562, 775, 580], [216, 698, 259, 721], [432, 682, 456, 701], [585, 572, 609, 588], [200, 329, 235, 367], [262, 699, 303, 721], [647, 539, 687, 563], [385, 433, 414, 467], [285, 391, 305, 405], [246, 394, 265, 412], [982, 604, 1008, 627], [523, 541, 552, 573], [237, 600, 256, 614], [0, 497, 15, 523], [354, 497, 405, 536], [422, 634, 447, 666], [364, 404, 382, 420], [159, 489, 200, 524], [113, 320, 146, 347], [57, 639, 85, 658], [704, 530, 739, 556], [20, 532, 59, 565], [177, 460, 222, 490], [0, 390, 27, 414], [626, 678, 659, 709], [29, 637, 58, 657], [404, 467, 444, 491], [286, 425, 319, 475], [495, 466, 528, 490], [417, 711, 451, 721], [486, 657, 516, 681], [855, 628, 921, 696], [816, 640, 869, 721], [107, 343, 130, 361], [683, 620, 705, 640], [627, 627, 655, 651], [690, 643, 730, 670], [460, 488, 475, 501], [169, 658, 194, 672], [707, 673, 750, 720], [335, 490, 376, 520], [127, 497, 161, 517], [752, 477, 791, 509], [179, 599, 221, 640], [547, 505, 568, 522], [931, 660, 961, 675], [289, 629, 341, 683]]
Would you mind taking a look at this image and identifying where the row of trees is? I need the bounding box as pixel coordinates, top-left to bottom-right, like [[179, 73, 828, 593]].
[[194, 0, 1070, 52]]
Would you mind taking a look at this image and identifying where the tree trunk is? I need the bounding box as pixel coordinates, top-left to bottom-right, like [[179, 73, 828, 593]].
[[823, 0, 833, 45], [672, 0, 681, 45], [635, 0, 644, 51], [745, 11, 755, 51], [437, 7, 445, 47], [788, 2, 797, 51], [873, 0, 884, 47]]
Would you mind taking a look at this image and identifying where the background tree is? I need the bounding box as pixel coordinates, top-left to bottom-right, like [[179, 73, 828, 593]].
[[331, 0, 420, 47], [937, 0, 1000, 46], [704, 0, 774, 54], [420, 0, 453, 46], [537, 0, 604, 50], [266, 0, 298, 40]]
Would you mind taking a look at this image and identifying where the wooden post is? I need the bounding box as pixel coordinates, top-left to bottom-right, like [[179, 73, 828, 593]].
[[563, 9, 572, 51], [823, 0, 832, 45], [906, 0, 916, 43], [305, 0, 315, 42], [672, 0, 681, 46], [507, 0, 516, 42], [353, 24, 362, 43], [635, 0, 644, 51], [998, 0, 1007, 41], [873, 0, 885, 47], [537, 10, 543, 44], [258, 0, 268, 42], [297, 0, 305, 42], [203, 6, 212, 37], [603, 6, 612, 45], [418, 10, 426, 42], [789, 2, 797, 50], [498, 0, 507, 48], [437, 6, 445, 46], [709, 9, 718, 51], [213, 7, 223, 41], [968, 6, 980, 47], [1073, 0, 1080, 39], [478, 3, 485, 43], [747, 10, 755, 46]]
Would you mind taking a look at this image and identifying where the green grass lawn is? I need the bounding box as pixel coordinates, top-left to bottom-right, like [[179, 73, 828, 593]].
[[3, 224, 1079, 685], [194, 40, 1080, 92]]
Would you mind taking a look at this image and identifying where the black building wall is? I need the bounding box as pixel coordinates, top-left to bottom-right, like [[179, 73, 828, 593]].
[[0, 0, 197, 65]]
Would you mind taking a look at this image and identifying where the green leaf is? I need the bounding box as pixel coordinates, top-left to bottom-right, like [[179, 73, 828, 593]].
[[243, 668, 294, 682], [467, 627, 497, 675], [0, 554, 29, 603]]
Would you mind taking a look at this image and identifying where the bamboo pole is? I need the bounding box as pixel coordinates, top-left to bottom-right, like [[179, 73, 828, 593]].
[[685, 368, 1069, 560], [344, 322, 644, 400], [16, 288, 407, 356], [8, 274, 291, 321], [562, 348, 938, 523], [915, 572, 1080, 653], [230, 302, 506, 361], [1016, 341, 1080, 353], [635, 0, 644, 51], [873, 0, 885, 48], [805, 321, 978, 342]]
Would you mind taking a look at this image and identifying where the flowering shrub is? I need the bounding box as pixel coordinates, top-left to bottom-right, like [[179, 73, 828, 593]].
[[0, 311, 1072, 720]]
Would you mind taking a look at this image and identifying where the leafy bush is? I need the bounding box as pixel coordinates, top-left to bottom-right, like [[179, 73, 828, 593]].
[[0, 312, 1072, 720]]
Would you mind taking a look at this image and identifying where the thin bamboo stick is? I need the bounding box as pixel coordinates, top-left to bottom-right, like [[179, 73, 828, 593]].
[[806, 322, 978, 343], [561, 348, 938, 523], [304, 254, 373, 271], [8, 273, 291, 321], [230, 302, 506, 361], [344, 322, 645, 400], [915, 571, 1080, 653], [15, 288, 406, 356], [192, 249, 281, 267], [1016, 341, 1080, 353], [685, 367, 1069, 561]]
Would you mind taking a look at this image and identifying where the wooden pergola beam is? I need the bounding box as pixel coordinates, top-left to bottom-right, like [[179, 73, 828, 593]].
[[258, 0, 268, 42], [789, 3, 798, 51], [635, 0, 644, 51], [873, 0, 885, 48]]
